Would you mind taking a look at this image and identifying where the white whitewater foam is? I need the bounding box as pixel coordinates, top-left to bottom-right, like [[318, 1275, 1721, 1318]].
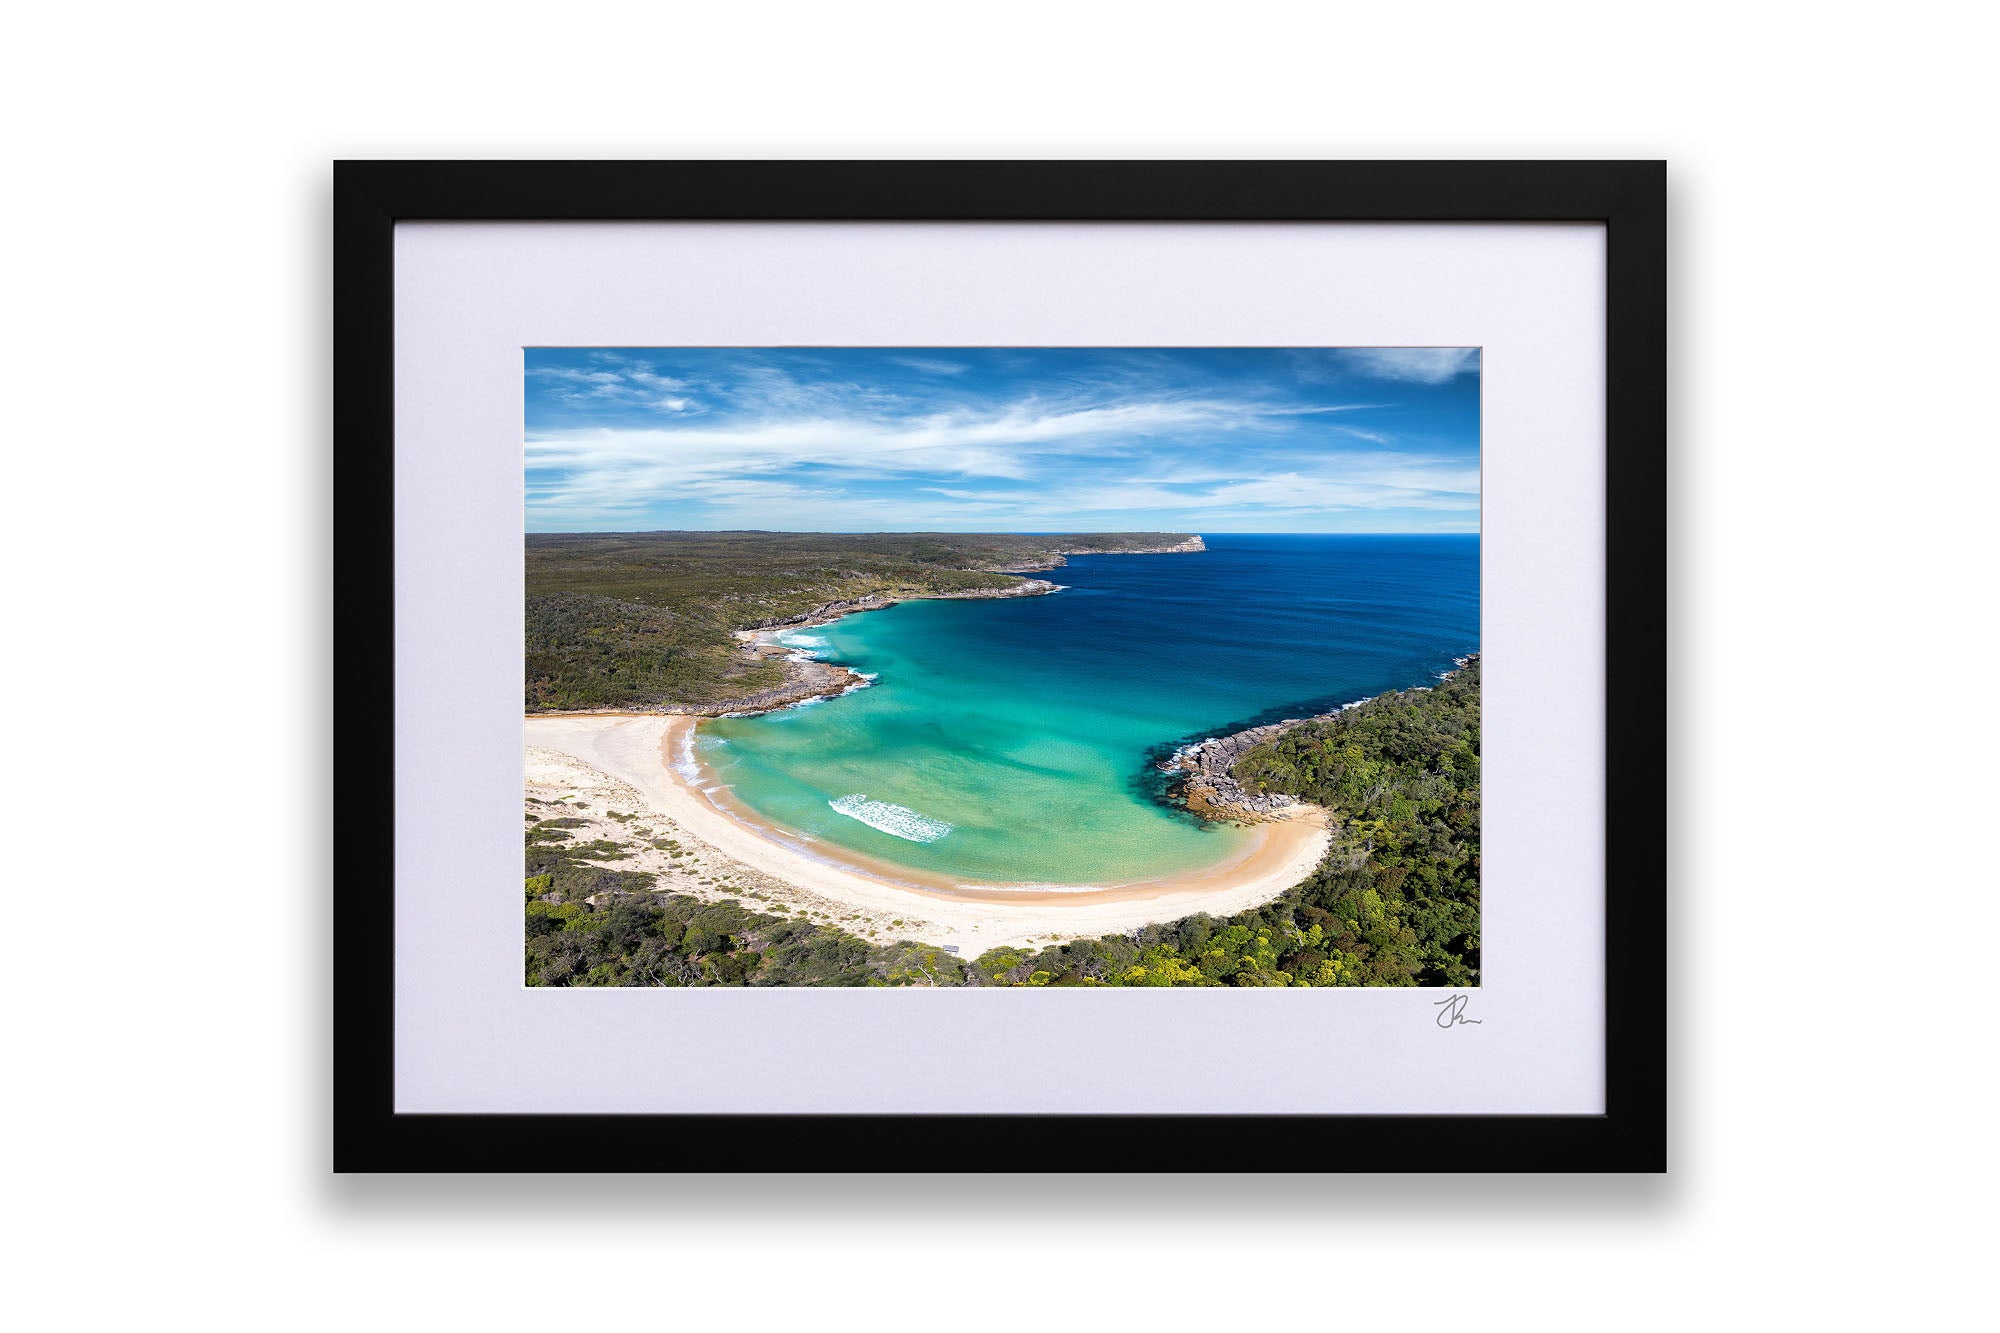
[[778, 632, 829, 648], [672, 729, 702, 780], [828, 794, 952, 843]]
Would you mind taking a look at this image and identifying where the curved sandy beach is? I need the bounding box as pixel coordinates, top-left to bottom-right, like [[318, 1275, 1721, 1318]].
[[524, 713, 1331, 956]]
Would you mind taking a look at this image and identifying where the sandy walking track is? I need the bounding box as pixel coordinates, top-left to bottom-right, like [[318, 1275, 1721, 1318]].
[[525, 714, 1331, 956]]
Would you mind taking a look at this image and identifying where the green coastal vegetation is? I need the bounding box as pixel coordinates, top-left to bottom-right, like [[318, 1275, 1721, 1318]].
[[524, 659, 1478, 987], [526, 530, 1199, 711], [524, 809, 963, 987]]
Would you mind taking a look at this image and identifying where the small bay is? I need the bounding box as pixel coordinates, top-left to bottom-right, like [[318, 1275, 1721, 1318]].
[[702, 533, 1479, 884]]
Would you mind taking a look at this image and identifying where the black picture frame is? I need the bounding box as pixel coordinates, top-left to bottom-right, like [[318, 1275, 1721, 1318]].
[[336, 160, 1666, 1173]]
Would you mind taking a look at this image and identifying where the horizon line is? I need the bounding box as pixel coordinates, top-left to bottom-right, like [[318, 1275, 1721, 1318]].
[[523, 528, 1480, 537]]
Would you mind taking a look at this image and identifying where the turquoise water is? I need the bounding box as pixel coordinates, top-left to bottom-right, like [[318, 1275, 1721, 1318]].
[[701, 534, 1479, 885]]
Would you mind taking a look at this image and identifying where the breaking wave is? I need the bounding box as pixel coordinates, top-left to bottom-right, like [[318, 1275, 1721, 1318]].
[[828, 794, 952, 842], [672, 729, 703, 781]]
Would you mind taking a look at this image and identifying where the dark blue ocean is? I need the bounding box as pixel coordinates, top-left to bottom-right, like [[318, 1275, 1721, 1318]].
[[1017, 532, 1480, 731]]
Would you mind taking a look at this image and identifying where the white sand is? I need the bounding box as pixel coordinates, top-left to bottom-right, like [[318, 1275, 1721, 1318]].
[[525, 714, 1332, 957]]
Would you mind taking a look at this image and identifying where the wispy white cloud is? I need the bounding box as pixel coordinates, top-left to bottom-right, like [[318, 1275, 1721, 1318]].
[[529, 451, 1479, 532], [525, 396, 1311, 511], [1328, 347, 1481, 385], [889, 356, 971, 375], [528, 356, 700, 410]]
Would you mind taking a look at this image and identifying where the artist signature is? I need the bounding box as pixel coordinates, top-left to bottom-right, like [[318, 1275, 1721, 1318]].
[[1432, 993, 1482, 1028]]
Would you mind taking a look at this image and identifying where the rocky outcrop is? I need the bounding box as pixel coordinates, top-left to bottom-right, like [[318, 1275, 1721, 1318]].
[[1168, 722, 1310, 820], [675, 657, 868, 717]]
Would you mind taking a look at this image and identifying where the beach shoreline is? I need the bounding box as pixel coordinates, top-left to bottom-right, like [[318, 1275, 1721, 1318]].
[[523, 712, 1331, 954]]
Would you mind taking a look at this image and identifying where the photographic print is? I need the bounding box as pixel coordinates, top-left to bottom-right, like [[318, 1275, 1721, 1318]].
[[523, 348, 1480, 988]]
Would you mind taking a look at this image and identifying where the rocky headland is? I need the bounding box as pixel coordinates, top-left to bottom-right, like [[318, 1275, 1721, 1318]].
[[741, 577, 1061, 633], [1168, 653, 1481, 821]]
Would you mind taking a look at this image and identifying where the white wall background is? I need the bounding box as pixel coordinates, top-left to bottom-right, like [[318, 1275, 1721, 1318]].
[[5, 2, 1988, 1329]]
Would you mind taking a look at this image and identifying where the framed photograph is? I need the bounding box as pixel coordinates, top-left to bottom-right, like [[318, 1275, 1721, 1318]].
[[337, 161, 1665, 1170]]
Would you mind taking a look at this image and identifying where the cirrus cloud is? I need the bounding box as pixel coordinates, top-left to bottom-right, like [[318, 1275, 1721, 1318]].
[[1327, 347, 1481, 384]]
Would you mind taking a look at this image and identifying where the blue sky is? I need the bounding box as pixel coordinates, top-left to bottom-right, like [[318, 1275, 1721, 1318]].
[[524, 347, 1479, 533]]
